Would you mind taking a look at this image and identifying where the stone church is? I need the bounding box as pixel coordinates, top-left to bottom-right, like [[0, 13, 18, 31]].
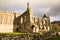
[[14, 3, 51, 33], [0, 3, 51, 33]]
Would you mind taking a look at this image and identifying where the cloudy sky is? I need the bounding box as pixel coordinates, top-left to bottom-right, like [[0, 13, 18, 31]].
[[0, 0, 60, 22]]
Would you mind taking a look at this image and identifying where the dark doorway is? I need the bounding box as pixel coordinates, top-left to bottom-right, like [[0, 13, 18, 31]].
[[31, 25, 35, 30], [0, 38, 1, 40], [16, 28, 19, 32]]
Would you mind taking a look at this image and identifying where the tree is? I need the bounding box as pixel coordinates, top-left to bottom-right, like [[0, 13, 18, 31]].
[[52, 23, 60, 32]]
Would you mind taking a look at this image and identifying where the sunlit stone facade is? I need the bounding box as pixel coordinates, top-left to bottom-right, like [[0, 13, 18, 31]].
[[0, 11, 20, 33]]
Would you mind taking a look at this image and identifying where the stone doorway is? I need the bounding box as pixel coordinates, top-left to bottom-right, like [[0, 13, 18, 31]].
[[16, 28, 19, 32], [31, 25, 35, 30], [0, 38, 1, 40]]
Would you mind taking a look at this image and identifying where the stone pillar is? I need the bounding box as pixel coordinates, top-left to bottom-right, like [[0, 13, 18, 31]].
[[27, 2, 29, 9]]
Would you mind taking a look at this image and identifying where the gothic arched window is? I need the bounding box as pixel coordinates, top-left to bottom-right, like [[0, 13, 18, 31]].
[[21, 17, 23, 24], [24, 16, 26, 22], [0, 14, 3, 24], [43, 20, 45, 24], [8, 15, 12, 24]]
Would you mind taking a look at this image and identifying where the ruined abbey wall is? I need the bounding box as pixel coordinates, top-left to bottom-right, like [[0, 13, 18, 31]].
[[0, 10, 20, 32]]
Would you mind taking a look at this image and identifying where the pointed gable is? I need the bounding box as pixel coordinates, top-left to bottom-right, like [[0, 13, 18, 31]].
[[43, 14, 48, 18]]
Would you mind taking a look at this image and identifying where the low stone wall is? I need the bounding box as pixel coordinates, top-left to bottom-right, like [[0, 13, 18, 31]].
[[0, 33, 56, 40], [0, 33, 43, 40]]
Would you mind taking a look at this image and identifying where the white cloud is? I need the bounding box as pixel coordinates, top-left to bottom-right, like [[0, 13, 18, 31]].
[[50, 16, 60, 22]]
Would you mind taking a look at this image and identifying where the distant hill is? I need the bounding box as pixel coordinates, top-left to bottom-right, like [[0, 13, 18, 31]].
[[51, 21, 60, 26], [51, 21, 60, 32]]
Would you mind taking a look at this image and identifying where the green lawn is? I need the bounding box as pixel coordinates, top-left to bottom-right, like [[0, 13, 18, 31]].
[[0, 32, 27, 35], [50, 36, 60, 40], [0, 32, 40, 35]]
